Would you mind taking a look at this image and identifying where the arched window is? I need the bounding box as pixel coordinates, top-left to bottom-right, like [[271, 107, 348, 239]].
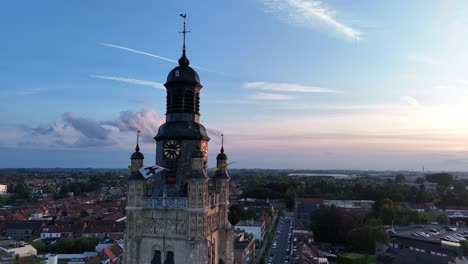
[[164, 251, 174, 264], [151, 250, 161, 264]]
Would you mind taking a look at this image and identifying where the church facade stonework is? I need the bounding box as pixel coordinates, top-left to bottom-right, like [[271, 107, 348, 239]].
[[123, 17, 234, 264]]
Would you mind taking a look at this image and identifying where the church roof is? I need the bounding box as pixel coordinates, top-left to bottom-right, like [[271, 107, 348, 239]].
[[130, 151, 144, 160], [216, 146, 227, 161], [165, 65, 201, 86]]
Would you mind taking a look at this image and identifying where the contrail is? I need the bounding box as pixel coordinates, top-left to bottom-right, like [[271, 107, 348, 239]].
[[90, 75, 165, 90], [100, 42, 215, 73], [101, 43, 178, 64]]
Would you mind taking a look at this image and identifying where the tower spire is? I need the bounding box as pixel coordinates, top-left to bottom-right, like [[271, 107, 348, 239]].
[[178, 13, 190, 66], [135, 130, 141, 152], [220, 133, 224, 153]]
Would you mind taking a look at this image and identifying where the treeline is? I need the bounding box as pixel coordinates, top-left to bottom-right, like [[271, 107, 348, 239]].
[[32, 237, 99, 254], [310, 205, 388, 254], [57, 182, 102, 198], [240, 174, 468, 209]]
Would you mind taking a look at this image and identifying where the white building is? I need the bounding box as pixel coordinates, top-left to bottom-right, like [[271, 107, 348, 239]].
[[0, 240, 37, 258], [0, 184, 7, 195], [235, 220, 266, 242]]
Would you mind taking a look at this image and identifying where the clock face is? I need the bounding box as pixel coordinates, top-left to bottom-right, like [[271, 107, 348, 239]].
[[163, 140, 181, 159], [201, 141, 208, 160]]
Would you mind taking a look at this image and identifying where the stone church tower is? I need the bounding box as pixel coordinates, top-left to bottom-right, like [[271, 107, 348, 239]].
[[124, 16, 234, 264]]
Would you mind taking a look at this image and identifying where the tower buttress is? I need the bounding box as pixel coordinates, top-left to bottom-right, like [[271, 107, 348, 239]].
[[124, 132, 146, 264], [188, 150, 208, 208]]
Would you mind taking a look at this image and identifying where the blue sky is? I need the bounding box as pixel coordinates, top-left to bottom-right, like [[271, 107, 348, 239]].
[[1, 0, 468, 170]]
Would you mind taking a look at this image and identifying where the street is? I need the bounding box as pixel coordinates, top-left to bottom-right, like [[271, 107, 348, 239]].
[[267, 212, 293, 264]]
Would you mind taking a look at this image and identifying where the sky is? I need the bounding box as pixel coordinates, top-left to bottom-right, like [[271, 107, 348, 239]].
[[1, 0, 468, 171]]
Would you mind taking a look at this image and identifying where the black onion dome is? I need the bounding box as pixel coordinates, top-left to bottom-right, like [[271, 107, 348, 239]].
[[178, 51, 190, 66], [165, 52, 201, 86], [130, 144, 144, 160], [216, 146, 227, 160]]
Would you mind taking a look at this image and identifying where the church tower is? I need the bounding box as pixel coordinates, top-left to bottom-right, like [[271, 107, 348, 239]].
[[124, 15, 233, 264]]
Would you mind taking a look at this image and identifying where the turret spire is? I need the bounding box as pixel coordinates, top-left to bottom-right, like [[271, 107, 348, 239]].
[[220, 133, 224, 153], [178, 13, 190, 66], [135, 130, 141, 152]]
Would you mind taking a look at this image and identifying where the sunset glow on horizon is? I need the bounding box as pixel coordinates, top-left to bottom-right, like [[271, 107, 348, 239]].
[[1, 1, 468, 170]]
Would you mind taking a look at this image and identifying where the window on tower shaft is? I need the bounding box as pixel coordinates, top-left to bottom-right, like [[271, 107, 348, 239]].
[[195, 92, 200, 115], [183, 90, 195, 112]]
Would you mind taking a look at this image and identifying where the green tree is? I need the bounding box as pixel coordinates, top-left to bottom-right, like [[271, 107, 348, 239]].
[[346, 225, 388, 254], [461, 240, 468, 256], [436, 213, 449, 225], [56, 238, 75, 253], [379, 199, 396, 225], [80, 209, 90, 218], [415, 177, 424, 184], [31, 240, 46, 253], [75, 237, 99, 252], [453, 180, 466, 195], [426, 173, 453, 186], [395, 174, 405, 183]]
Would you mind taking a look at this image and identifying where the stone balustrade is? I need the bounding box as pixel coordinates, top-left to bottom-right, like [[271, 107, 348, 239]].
[[143, 197, 188, 209]]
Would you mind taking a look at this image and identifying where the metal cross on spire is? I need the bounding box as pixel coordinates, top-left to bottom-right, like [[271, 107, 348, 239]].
[[179, 13, 190, 53]]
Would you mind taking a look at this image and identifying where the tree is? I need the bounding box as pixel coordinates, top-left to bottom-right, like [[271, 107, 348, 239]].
[[80, 209, 90, 218], [436, 213, 449, 225], [415, 177, 424, 184], [461, 240, 468, 256], [311, 205, 359, 244], [31, 240, 46, 253], [395, 174, 405, 183], [426, 173, 453, 186], [379, 199, 396, 225], [346, 226, 388, 254], [453, 180, 466, 195]]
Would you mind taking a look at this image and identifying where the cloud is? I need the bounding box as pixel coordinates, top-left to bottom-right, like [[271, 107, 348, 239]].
[[27, 124, 55, 135], [104, 109, 164, 143], [244, 81, 337, 93], [17, 109, 165, 148], [1, 88, 52, 97], [407, 55, 440, 66], [261, 0, 361, 40], [400, 96, 422, 108], [90, 75, 165, 90], [249, 93, 293, 100], [62, 113, 111, 141], [131, 100, 159, 108]]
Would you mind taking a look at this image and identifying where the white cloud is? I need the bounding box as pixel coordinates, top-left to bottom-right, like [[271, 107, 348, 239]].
[[249, 93, 293, 100], [245, 81, 337, 93], [261, 0, 361, 40], [407, 55, 440, 65], [90, 75, 165, 90], [400, 96, 422, 108]]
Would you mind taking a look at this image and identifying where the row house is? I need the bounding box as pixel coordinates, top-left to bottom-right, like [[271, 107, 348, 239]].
[[40, 221, 87, 239], [234, 229, 256, 264], [2, 221, 43, 240]]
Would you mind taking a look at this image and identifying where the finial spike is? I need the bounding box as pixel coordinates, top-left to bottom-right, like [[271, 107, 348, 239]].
[[178, 13, 190, 66], [221, 133, 224, 153], [135, 130, 141, 152]]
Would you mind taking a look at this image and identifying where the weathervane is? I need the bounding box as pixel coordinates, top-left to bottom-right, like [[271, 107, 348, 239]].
[[179, 13, 190, 53]]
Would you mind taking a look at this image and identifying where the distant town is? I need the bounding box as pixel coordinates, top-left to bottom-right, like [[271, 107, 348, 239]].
[[2, 168, 468, 263]]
